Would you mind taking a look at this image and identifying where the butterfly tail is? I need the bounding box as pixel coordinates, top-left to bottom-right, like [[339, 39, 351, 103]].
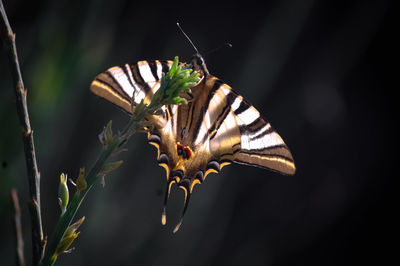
[[173, 179, 192, 233], [162, 179, 176, 225]]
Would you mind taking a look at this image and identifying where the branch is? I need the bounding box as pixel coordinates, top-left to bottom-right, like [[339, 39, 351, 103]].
[[40, 57, 199, 266], [1, 1, 44, 265], [11, 189, 26, 266]]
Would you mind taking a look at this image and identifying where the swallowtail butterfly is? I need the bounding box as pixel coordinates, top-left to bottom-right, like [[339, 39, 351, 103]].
[[90, 38, 295, 232]]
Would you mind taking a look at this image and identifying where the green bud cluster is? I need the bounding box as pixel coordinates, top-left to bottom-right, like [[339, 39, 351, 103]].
[[149, 56, 200, 110]]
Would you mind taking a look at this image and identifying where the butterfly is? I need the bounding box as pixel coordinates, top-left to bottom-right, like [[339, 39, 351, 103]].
[[90, 51, 295, 232]]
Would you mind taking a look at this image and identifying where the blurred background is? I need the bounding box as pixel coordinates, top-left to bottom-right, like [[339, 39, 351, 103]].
[[0, 0, 395, 265]]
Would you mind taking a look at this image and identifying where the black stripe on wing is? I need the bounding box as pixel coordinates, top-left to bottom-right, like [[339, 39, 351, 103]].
[[208, 91, 237, 141], [148, 60, 160, 81], [192, 79, 224, 143], [93, 74, 131, 103], [131, 62, 151, 93]]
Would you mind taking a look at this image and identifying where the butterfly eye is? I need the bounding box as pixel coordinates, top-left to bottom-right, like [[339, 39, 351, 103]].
[[196, 56, 204, 66]]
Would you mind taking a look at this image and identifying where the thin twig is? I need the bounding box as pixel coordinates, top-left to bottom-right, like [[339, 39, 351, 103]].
[[11, 189, 26, 266], [1, 1, 44, 265]]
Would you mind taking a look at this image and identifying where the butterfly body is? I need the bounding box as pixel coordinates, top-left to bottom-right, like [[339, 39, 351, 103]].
[[91, 55, 295, 231]]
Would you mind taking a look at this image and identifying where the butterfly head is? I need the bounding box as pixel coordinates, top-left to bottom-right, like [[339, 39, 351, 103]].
[[191, 53, 209, 78], [176, 23, 209, 78]]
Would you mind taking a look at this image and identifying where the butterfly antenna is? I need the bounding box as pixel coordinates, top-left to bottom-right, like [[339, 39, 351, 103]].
[[204, 43, 233, 56], [176, 22, 199, 54], [173, 180, 192, 233]]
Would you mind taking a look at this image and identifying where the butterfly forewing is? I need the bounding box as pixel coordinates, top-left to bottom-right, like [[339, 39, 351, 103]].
[[91, 60, 174, 113]]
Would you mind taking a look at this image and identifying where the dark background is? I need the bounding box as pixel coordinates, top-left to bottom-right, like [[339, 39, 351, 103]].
[[0, 0, 396, 265]]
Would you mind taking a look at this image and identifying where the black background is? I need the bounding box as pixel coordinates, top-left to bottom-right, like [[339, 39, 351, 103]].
[[0, 0, 396, 265]]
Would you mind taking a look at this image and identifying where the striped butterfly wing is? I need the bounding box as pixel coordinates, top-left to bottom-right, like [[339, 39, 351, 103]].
[[90, 57, 295, 231], [91, 60, 174, 113], [229, 90, 295, 175], [202, 77, 295, 176]]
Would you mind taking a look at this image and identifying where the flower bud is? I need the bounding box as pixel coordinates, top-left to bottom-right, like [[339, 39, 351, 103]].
[[76, 168, 87, 194], [98, 120, 114, 148], [54, 217, 85, 257], [58, 173, 69, 215], [99, 160, 123, 187]]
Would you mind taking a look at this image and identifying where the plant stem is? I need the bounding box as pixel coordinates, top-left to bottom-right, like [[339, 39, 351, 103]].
[[1, 1, 44, 265], [11, 189, 26, 266], [40, 108, 149, 266], [40, 58, 198, 264]]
